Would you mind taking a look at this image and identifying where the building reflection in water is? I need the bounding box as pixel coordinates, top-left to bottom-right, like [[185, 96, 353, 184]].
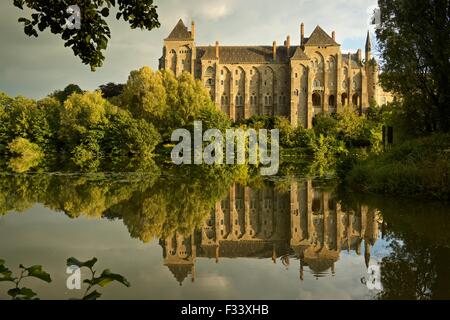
[[160, 180, 381, 285]]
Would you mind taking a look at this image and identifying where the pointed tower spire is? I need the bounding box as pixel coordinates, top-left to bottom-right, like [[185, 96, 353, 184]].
[[365, 31, 372, 62]]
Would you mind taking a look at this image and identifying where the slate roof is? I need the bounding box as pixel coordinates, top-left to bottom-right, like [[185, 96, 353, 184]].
[[165, 19, 192, 40], [197, 45, 309, 64], [304, 26, 339, 46]]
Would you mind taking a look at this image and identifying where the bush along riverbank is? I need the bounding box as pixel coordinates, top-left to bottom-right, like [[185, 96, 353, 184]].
[[342, 134, 450, 201]]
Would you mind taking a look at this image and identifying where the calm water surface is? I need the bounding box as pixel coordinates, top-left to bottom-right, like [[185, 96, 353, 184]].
[[0, 170, 449, 300]]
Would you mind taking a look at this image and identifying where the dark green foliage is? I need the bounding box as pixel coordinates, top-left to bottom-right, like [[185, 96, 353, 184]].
[[377, 0, 450, 133], [14, 0, 160, 70], [346, 134, 450, 200], [99, 82, 124, 98], [50, 84, 83, 103]]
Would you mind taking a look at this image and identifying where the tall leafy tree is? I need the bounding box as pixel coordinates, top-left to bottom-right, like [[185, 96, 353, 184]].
[[13, 0, 160, 70], [377, 0, 450, 133]]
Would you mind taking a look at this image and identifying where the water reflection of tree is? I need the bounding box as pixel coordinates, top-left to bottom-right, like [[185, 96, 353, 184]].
[[340, 194, 450, 300], [105, 165, 240, 241], [377, 208, 450, 300], [0, 163, 243, 241]]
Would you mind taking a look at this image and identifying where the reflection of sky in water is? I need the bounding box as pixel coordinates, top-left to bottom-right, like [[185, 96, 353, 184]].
[[0, 204, 389, 300]]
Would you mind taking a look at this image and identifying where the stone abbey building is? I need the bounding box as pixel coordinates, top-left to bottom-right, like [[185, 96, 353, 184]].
[[159, 19, 392, 128]]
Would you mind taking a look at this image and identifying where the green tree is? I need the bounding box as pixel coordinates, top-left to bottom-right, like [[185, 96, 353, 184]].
[[14, 0, 160, 70], [120, 67, 168, 124], [119, 68, 229, 140], [377, 0, 450, 133], [99, 82, 124, 98], [7, 137, 44, 173], [50, 84, 83, 103]]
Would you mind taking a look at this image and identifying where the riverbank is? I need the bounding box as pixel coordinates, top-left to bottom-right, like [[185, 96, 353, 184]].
[[344, 134, 450, 201]]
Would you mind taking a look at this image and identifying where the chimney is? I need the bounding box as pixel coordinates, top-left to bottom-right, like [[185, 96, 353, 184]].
[[300, 22, 305, 45], [273, 41, 277, 61], [191, 21, 195, 39], [215, 41, 220, 59], [286, 35, 291, 50], [357, 49, 362, 63], [332, 31, 335, 41]]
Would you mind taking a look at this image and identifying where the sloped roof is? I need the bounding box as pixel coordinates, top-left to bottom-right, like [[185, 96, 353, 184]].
[[197, 45, 307, 63], [291, 46, 310, 60], [305, 26, 339, 46], [166, 19, 192, 40]]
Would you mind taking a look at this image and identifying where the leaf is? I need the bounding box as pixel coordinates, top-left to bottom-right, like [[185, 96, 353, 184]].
[[0, 262, 15, 282], [8, 287, 37, 300], [18, 17, 30, 24], [13, 0, 24, 10], [0, 268, 15, 282], [67, 257, 98, 269], [83, 290, 102, 300], [91, 269, 130, 288], [100, 8, 110, 17], [25, 265, 52, 283]]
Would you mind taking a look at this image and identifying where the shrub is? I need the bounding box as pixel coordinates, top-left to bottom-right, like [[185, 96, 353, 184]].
[[346, 134, 450, 200]]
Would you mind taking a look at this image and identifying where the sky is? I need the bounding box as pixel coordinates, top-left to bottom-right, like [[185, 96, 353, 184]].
[[0, 0, 378, 99]]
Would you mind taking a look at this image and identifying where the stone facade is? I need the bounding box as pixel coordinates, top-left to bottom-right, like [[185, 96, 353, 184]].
[[159, 19, 392, 128]]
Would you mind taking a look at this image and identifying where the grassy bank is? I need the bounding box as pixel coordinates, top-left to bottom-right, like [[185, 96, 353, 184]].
[[345, 134, 450, 200]]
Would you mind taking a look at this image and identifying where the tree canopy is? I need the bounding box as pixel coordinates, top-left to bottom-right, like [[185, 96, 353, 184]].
[[377, 0, 450, 134], [13, 0, 160, 70]]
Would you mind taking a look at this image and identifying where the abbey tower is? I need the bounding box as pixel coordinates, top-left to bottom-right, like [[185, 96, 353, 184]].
[[159, 19, 392, 128]]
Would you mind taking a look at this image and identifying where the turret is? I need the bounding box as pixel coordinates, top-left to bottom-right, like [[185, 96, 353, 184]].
[[300, 22, 305, 46], [273, 41, 277, 61], [215, 41, 220, 59], [191, 21, 196, 40]]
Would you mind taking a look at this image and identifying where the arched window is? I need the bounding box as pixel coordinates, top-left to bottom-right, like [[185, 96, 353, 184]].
[[221, 95, 225, 106], [341, 93, 348, 106], [264, 96, 268, 106], [312, 93, 321, 107], [328, 95, 336, 107], [352, 94, 359, 106]]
